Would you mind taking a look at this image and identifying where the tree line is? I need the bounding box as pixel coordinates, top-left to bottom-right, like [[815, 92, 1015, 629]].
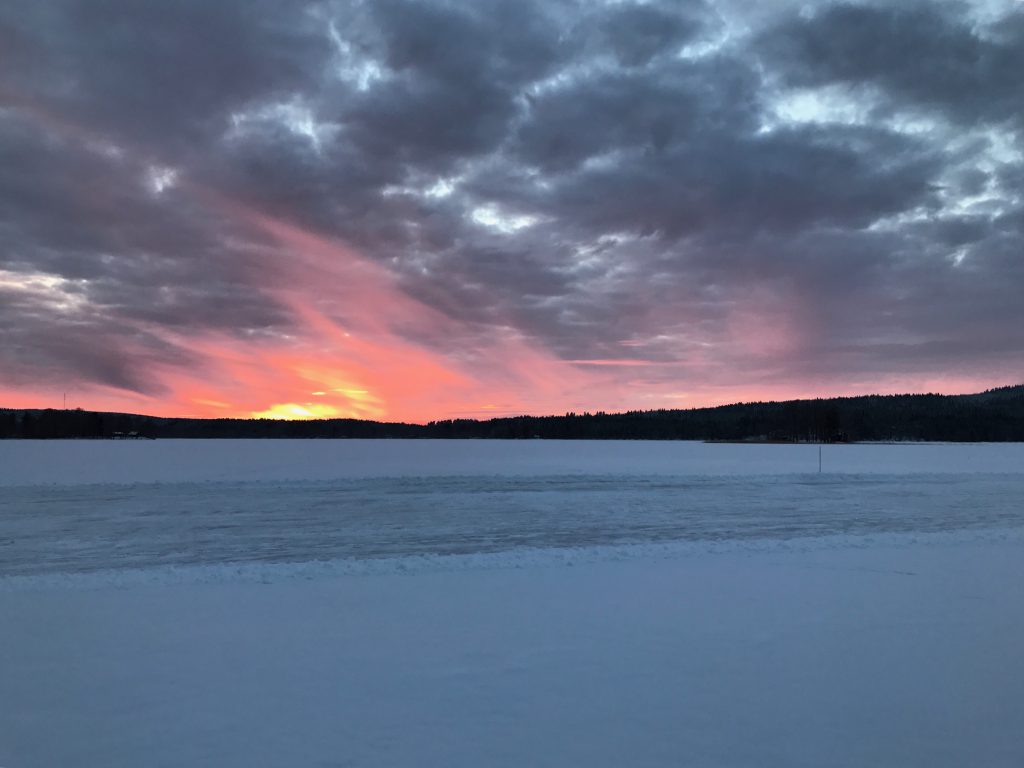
[[2, 384, 1023, 441]]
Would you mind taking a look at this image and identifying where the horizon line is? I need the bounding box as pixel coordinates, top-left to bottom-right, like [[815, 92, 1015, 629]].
[[4, 382, 1021, 426]]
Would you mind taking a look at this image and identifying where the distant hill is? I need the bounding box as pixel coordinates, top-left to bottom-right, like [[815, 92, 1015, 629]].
[[2, 385, 1024, 441]]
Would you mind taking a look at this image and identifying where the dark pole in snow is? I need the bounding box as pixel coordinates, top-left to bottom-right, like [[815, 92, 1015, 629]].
[[819, 445, 822, 473]]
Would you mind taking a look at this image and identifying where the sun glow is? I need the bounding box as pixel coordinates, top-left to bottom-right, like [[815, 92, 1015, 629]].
[[251, 403, 342, 420]]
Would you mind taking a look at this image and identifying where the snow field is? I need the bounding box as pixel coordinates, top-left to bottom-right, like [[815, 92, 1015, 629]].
[[1, 440, 1022, 767]]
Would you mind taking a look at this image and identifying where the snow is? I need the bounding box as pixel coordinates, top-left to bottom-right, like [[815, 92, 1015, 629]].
[[2, 440, 1023, 766], [3, 438, 1024, 486], [3, 474, 1024, 578], [3, 536, 1023, 767]]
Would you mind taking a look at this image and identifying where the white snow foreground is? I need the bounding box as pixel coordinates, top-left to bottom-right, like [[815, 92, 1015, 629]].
[[2, 533, 1023, 768], [2, 440, 1023, 767]]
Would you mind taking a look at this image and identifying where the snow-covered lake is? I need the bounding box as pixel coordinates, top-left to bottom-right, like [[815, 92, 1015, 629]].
[[2, 440, 1023, 767], [3, 438, 1024, 485]]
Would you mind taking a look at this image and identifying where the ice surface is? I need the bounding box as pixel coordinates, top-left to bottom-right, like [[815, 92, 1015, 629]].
[[3, 473, 1024, 578], [3, 438, 1024, 486], [1, 441, 1023, 767]]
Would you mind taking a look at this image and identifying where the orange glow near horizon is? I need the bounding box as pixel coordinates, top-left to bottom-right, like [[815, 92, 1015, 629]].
[[3, 360, 1013, 423], [251, 403, 343, 420]]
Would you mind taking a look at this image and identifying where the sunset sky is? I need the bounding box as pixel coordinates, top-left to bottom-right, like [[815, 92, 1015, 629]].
[[1, 0, 1022, 422]]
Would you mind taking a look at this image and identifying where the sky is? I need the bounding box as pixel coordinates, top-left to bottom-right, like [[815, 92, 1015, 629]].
[[1, 0, 1022, 422]]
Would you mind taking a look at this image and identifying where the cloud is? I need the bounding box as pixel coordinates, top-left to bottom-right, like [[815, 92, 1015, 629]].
[[1, 0, 1022, 418], [758, 2, 1024, 128]]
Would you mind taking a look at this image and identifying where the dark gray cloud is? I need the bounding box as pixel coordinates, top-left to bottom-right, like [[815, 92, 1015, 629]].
[[595, 1, 709, 67], [0, 0, 330, 150], [1, 0, 1022, 401], [511, 55, 760, 172], [758, 2, 1024, 128]]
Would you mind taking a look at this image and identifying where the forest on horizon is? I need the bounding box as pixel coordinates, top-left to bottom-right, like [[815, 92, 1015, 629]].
[[3, 385, 1023, 442]]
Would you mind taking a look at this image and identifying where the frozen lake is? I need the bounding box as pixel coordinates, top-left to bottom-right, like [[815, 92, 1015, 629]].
[[2, 440, 1023, 767], [2, 440, 1023, 578], [3, 472, 1024, 579], [3, 438, 1024, 486]]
